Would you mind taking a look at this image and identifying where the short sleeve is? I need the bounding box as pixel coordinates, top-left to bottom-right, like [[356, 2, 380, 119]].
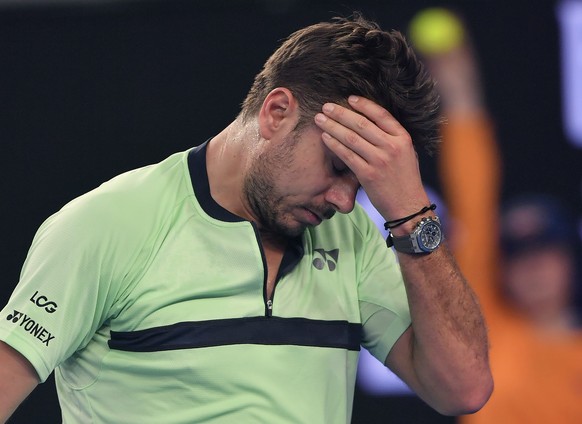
[[0, 191, 143, 382], [354, 208, 411, 364]]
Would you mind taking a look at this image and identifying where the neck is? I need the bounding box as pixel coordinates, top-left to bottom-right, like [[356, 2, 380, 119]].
[[206, 119, 260, 222], [259, 228, 291, 248]]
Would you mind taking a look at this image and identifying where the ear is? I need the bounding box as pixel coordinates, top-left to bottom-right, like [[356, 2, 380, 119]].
[[258, 88, 300, 139]]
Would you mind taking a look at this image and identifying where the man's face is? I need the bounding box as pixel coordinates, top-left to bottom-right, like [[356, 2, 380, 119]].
[[243, 125, 359, 238]]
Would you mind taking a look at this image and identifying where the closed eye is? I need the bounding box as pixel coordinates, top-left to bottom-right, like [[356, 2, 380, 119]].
[[331, 159, 350, 176]]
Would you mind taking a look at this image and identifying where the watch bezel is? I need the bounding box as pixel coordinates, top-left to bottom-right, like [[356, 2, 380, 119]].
[[415, 217, 443, 252], [387, 216, 443, 254]]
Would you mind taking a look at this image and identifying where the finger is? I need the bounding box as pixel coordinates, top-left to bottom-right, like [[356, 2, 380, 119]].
[[314, 112, 377, 161], [320, 131, 368, 176], [319, 103, 385, 148], [346, 95, 409, 138]]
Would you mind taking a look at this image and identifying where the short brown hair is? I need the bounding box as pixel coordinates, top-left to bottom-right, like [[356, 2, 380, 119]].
[[241, 14, 441, 154]]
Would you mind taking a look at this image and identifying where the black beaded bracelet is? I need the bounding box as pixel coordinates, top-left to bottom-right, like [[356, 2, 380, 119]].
[[383, 204, 437, 230]]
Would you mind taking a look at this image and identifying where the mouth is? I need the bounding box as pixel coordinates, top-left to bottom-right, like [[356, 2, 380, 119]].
[[302, 207, 323, 226]]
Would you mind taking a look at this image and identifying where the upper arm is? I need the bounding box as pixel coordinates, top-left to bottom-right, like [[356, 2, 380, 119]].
[[0, 341, 39, 422], [384, 318, 493, 416], [383, 327, 447, 410], [383, 326, 421, 393]]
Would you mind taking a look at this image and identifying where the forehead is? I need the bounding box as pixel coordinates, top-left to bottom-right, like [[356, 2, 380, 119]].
[[295, 125, 339, 158]]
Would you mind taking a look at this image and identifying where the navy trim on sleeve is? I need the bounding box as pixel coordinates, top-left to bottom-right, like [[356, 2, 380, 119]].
[[109, 317, 362, 352]]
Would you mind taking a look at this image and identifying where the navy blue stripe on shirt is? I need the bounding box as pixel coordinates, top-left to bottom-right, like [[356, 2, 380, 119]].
[[108, 316, 362, 352]]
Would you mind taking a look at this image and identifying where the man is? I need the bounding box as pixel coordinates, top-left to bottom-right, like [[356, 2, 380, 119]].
[[0, 16, 492, 423]]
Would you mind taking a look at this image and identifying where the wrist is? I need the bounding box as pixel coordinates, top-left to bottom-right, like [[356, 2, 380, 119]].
[[383, 204, 437, 236], [387, 215, 444, 254], [389, 211, 437, 236]]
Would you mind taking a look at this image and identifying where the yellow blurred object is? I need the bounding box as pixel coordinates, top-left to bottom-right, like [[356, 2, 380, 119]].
[[409, 8, 465, 54]]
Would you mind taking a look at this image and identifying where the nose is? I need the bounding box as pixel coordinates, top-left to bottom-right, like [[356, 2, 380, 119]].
[[324, 176, 359, 214]]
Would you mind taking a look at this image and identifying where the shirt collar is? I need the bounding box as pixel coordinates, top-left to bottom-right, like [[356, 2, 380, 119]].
[[188, 140, 304, 276]]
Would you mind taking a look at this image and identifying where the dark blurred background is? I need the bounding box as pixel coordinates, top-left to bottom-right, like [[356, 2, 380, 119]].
[[1, 0, 580, 422]]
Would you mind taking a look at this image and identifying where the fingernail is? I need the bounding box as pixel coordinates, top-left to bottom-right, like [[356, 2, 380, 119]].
[[321, 132, 332, 140], [315, 113, 327, 123], [322, 103, 334, 113], [348, 95, 359, 103]]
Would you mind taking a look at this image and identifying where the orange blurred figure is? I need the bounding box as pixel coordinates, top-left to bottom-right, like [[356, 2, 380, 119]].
[[410, 8, 582, 423]]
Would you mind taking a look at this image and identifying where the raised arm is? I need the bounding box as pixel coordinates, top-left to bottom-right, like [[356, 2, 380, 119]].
[[0, 341, 39, 423], [314, 95, 493, 415], [432, 44, 503, 315]]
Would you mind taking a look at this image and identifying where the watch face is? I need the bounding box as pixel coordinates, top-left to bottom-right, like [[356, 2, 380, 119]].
[[419, 221, 442, 251]]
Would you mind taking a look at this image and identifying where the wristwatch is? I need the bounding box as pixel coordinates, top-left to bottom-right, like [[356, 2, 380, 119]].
[[387, 216, 443, 254]]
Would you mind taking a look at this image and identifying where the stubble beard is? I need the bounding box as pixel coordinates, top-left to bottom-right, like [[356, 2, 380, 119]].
[[243, 148, 305, 239], [242, 131, 336, 239]]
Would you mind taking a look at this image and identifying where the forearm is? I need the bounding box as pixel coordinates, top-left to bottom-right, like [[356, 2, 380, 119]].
[[396, 244, 492, 414], [312, 96, 492, 412]]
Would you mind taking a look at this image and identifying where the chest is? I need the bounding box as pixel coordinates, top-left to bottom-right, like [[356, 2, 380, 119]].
[[263, 242, 285, 300], [113, 222, 361, 330]]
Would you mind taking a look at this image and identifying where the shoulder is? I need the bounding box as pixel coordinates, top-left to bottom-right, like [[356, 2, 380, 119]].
[[29, 150, 194, 268], [49, 151, 190, 235]]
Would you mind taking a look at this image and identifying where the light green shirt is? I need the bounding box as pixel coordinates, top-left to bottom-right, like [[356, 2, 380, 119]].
[[0, 143, 411, 423]]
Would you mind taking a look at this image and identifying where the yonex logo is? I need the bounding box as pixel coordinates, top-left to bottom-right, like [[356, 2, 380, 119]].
[[6, 310, 22, 323], [6, 310, 55, 346], [312, 248, 339, 271]]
